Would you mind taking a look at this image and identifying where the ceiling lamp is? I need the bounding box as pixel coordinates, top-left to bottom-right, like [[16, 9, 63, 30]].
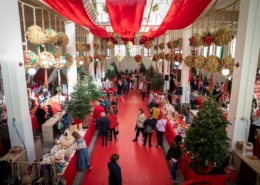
[[221, 68, 230, 76], [28, 68, 36, 76]]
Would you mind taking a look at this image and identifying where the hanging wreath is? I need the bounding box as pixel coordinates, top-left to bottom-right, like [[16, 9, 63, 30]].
[[116, 54, 124, 62], [64, 53, 73, 69], [53, 54, 67, 69], [194, 55, 206, 69], [134, 54, 142, 63], [23, 51, 38, 71], [167, 41, 174, 49], [220, 56, 234, 76], [55, 32, 69, 47], [154, 45, 158, 50], [45, 28, 58, 44], [144, 41, 153, 49], [189, 34, 202, 47], [204, 55, 220, 74], [174, 38, 183, 48], [76, 42, 86, 52], [94, 43, 100, 50], [174, 54, 183, 63], [85, 44, 91, 52], [38, 51, 55, 69], [27, 25, 46, 45], [202, 31, 215, 46], [159, 42, 164, 50], [126, 41, 133, 49], [98, 54, 106, 62], [152, 54, 160, 62], [184, 55, 195, 67], [214, 28, 233, 46], [159, 52, 165, 59], [107, 41, 114, 49]]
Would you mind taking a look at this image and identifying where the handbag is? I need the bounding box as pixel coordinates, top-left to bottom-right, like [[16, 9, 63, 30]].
[[115, 127, 119, 135]]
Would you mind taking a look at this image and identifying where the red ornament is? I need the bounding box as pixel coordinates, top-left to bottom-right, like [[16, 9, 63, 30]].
[[19, 62, 23, 67]]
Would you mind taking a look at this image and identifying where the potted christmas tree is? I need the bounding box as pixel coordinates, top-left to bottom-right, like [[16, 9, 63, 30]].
[[139, 62, 146, 74], [184, 98, 230, 173], [146, 66, 164, 93], [106, 61, 119, 80]]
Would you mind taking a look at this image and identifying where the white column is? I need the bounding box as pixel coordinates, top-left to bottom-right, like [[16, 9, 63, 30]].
[[227, 0, 260, 149], [88, 33, 95, 77], [0, 0, 35, 161], [95, 38, 101, 79], [164, 35, 170, 92], [65, 22, 77, 98], [180, 27, 192, 103]]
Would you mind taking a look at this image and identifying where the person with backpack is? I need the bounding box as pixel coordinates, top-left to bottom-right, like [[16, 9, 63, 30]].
[[143, 115, 156, 147], [166, 135, 183, 184]]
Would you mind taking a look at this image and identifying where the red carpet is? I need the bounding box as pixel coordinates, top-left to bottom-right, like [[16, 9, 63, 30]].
[[82, 89, 172, 185]]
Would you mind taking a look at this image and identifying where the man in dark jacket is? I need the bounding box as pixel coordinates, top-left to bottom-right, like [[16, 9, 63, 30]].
[[100, 112, 110, 146], [143, 115, 156, 147], [108, 154, 122, 185]]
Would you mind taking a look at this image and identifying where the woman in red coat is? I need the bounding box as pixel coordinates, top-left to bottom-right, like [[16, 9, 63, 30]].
[[107, 110, 118, 141]]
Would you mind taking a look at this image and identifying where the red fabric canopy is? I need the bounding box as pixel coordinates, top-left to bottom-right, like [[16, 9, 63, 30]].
[[106, 0, 147, 38], [43, 0, 110, 38], [142, 0, 211, 39]]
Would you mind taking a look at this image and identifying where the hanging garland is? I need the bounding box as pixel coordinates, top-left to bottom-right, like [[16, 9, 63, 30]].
[[76, 55, 90, 67], [165, 53, 174, 62], [23, 51, 38, 70], [134, 54, 142, 63], [76, 42, 86, 52], [194, 55, 206, 69], [98, 54, 106, 62], [27, 25, 46, 45], [184, 55, 195, 67], [144, 41, 153, 49], [45, 28, 58, 44], [204, 55, 220, 74], [174, 53, 183, 63]]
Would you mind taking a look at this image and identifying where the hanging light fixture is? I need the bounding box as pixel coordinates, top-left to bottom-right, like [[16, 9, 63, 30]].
[[174, 61, 179, 65], [258, 69, 260, 74], [222, 68, 230, 76], [79, 61, 84, 65], [28, 68, 36, 75]]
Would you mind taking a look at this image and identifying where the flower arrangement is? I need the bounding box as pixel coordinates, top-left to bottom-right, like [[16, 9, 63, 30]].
[[116, 54, 124, 62], [159, 42, 164, 50], [55, 32, 69, 47], [27, 25, 46, 45], [174, 53, 183, 63], [159, 52, 165, 59], [167, 41, 174, 49], [194, 55, 206, 69], [154, 45, 158, 50], [107, 41, 114, 49], [152, 54, 160, 62], [184, 55, 195, 67], [174, 38, 183, 48], [214, 28, 233, 46], [94, 43, 100, 50], [126, 41, 133, 49], [39, 51, 55, 69], [134, 54, 142, 63], [76, 42, 86, 52], [203, 55, 220, 73], [23, 50, 38, 70], [85, 44, 91, 52], [144, 41, 153, 49], [202, 31, 215, 46], [189, 34, 202, 47], [53, 54, 67, 69], [45, 28, 58, 44], [220, 56, 234, 76], [64, 53, 73, 69]]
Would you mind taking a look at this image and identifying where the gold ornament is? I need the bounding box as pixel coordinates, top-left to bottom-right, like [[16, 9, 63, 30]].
[[159, 52, 165, 59], [175, 38, 183, 48], [64, 53, 73, 69], [45, 28, 58, 44], [154, 45, 158, 50], [76, 55, 90, 67], [98, 54, 105, 62], [39, 51, 55, 69], [184, 55, 194, 67], [53, 54, 67, 69], [159, 42, 165, 50], [214, 28, 232, 46], [27, 25, 46, 45], [194, 55, 206, 69], [220, 56, 234, 76], [76, 42, 86, 52], [202, 31, 215, 47], [55, 32, 69, 47], [107, 41, 114, 49], [94, 43, 100, 50], [204, 55, 220, 73], [152, 54, 160, 62], [23, 50, 38, 70], [144, 41, 153, 49], [189, 34, 202, 47], [134, 54, 142, 63]]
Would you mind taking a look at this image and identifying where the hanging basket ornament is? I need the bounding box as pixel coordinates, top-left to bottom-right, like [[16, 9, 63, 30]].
[[204, 55, 221, 73], [174, 38, 183, 48], [53, 54, 67, 69], [27, 25, 46, 45], [165, 53, 175, 62], [116, 54, 124, 62], [98, 54, 106, 62], [23, 50, 38, 71], [167, 41, 174, 49], [55, 32, 69, 47], [159, 42, 165, 50], [107, 41, 114, 49], [184, 55, 195, 67], [76, 42, 86, 52], [154, 45, 159, 50], [214, 28, 233, 46], [94, 43, 100, 50], [194, 55, 206, 69], [174, 53, 183, 63], [45, 28, 58, 44], [152, 54, 160, 62], [202, 31, 215, 46], [134, 54, 142, 63], [159, 52, 165, 59], [220, 56, 234, 76], [76, 55, 89, 67], [39, 51, 55, 69], [126, 41, 133, 49], [189, 34, 202, 47], [85, 44, 91, 52], [144, 41, 153, 49], [64, 53, 73, 69]]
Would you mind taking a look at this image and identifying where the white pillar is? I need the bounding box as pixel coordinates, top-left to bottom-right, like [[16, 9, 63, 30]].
[[180, 27, 192, 103], [164, 35, 170, 92], [88, 34, 95, 77], [227, 0, 260, 149], [65, 22, 77, 98], [0, 0, 35, 161]]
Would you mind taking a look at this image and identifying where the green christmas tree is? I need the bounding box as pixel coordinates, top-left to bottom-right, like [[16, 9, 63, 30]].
[[146, 65, 156, 81], [106, 61, 119, 79], [184, 98, 230, 173], [139, 62, 146, 74], [146, 66, 164, 91]]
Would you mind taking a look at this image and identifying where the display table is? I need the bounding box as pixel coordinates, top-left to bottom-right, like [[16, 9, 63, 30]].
[[232, 149, 260, 185], [179, 154, 227, 185], [0, 149, 26, 162], [255, 138, 260, 159], [164, 115, 184, 145]]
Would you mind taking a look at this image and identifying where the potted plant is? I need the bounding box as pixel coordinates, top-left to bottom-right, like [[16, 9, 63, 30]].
[[146, 66, 164, 93], [106, 62, 118, 80], [139, 62, 146, 74], [184, 98, 230, 173]]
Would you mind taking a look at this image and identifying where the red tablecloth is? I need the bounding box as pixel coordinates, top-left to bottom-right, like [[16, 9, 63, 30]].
[[103, 87, 117, 95], [164, 115, 183, 146], [63, 120, 96, 185], [179, 154, 227, 185], [254, 138, 260, 159]]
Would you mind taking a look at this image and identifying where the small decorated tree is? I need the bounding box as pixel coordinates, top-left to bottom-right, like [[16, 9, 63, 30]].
[[106, 62, 118, 80], [139, 62, 146, 74], [184, 98, 230, 173], [146, 66, 164, 91]]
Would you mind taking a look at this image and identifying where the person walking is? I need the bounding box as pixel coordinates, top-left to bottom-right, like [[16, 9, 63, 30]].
[[108, 154, 122, 185], [107, 110, 118, 141], [100, 112, 110, 146], [132, 108, 146, 142], [141, 81, 147, 101], [143, 115, 156, 147], [150, 103, 160, 124], [35, 105, 46, 135], [71, 131, 92, 171], [156, 114, 166, 148]]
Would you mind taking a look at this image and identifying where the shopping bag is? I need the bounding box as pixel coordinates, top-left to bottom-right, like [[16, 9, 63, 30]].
[[242, 142, 253, 156]]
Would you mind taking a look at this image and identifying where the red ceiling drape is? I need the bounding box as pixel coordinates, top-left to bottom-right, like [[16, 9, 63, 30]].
[[43, 0, 110, 38], [106, 0, 147, 38], [142, 0, 211, 39]]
